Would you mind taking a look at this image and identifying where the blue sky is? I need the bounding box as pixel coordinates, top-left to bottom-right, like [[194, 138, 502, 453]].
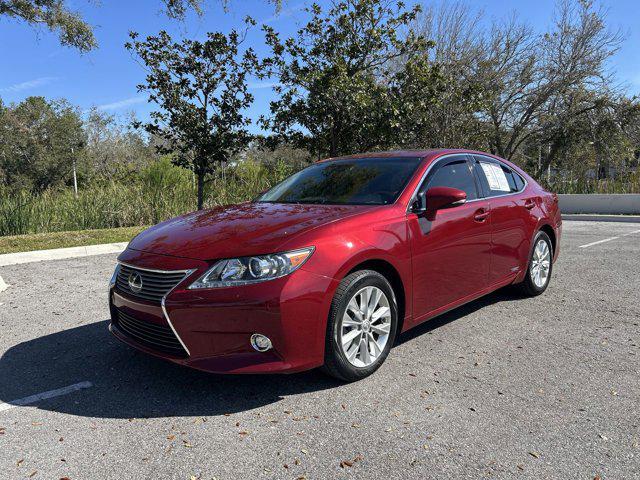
[[1, 0, 638, 132]]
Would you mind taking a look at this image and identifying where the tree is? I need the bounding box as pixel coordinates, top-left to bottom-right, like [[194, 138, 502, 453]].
[[407, 2, 487, 149], [0, 96, 85, 192], [126, 26, 259, 210], [163, 0, 283, 18], [262, 0, 442, 158], [83, 109, 157, 181], [0, 0, 96, 51], [532, 90, 640, 182], [0, 0, 279, 52], [475, 0, 623, 175]]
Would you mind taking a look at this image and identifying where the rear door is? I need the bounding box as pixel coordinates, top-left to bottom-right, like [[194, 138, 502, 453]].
[[408, 155, 491, 321], [471, 155, 529, 285]]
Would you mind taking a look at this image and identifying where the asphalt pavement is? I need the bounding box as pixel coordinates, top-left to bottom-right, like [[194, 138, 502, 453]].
[[0, 220, 639, 479]]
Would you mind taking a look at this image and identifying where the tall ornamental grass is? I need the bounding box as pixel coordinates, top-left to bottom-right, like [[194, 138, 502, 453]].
[[0, 158, 297, 236]]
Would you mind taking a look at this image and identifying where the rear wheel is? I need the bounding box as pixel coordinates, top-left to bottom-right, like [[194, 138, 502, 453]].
[[518, 231, 553, 296], [322, 270, 398, 382]]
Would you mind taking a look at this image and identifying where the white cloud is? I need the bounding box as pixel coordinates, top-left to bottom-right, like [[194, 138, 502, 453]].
[[260, 2, 306, 25], [0, 76, 59, 93], [96, 96, 147, 111], [248, 81, 281, 90]]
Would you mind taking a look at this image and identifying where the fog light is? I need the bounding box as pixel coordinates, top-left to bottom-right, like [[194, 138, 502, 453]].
[[250, 334, 272, 352]]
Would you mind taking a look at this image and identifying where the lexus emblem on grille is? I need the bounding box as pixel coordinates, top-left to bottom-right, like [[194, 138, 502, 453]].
[[127, 272, 143, 293]]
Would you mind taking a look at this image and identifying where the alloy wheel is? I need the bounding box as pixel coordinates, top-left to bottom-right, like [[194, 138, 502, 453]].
[[339, 286, 392, 367], [530, 239, 551, 288]]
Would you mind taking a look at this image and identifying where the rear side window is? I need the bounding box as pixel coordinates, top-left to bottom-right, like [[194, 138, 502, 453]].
[[424, 159, 478, 200], [474, 156, 525, 196]]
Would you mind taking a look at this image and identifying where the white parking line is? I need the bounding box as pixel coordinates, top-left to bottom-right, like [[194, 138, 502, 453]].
[[579, 229, 640, 248], [579, 236, 619, 248], [0, 381, 93, 413]]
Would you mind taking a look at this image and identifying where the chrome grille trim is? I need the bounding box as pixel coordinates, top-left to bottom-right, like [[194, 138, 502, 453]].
[[116, 264, 186, 303], [116, 261, 196, 357]]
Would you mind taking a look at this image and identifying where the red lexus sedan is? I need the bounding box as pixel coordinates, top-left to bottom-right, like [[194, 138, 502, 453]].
[[109, 149, 561, 381]]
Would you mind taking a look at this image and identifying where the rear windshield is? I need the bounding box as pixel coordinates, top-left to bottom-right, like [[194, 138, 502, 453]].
[[256, 157, 422, 205]]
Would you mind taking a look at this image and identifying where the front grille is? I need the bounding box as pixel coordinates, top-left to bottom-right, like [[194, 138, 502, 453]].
[[116, 264, 187, 303], [115, 309, 187, 357]]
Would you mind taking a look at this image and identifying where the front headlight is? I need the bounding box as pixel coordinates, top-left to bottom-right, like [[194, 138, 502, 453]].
[[188, 247, 315, 289]]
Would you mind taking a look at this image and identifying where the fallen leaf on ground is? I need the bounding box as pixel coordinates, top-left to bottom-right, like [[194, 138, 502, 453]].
[[17, 459, 24, 466], [528, 452, 540, 459]]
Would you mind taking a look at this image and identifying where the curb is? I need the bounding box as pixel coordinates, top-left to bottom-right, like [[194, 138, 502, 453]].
[[0, 242, 128, 267], [562, 214, 640, 223]]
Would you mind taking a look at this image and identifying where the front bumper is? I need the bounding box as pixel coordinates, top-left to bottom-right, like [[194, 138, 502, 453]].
[[109, 249, 337, 374]]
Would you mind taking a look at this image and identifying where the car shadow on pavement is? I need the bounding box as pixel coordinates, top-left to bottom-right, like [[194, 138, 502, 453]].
[[397, 287, 525, 346], [0, 288, 524, 419]]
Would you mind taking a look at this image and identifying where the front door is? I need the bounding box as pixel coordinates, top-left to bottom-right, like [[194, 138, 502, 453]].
[[408, 155, 491, 323]]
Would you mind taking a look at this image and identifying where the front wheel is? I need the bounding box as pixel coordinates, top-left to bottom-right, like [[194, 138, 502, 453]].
[[518, 231, 553, 296], [322, 270, 399, 382]]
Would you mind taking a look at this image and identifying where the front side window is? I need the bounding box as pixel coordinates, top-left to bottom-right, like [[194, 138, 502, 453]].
[[424, 159, 478, 200], [257, 157, 423, 205]]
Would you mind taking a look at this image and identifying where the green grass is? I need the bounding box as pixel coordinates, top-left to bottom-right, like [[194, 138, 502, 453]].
[[0, 226, 147, 254], [0, 158, 300, 237]]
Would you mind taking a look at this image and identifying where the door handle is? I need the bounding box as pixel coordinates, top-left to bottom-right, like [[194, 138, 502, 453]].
[[474, 209, 490, 222]]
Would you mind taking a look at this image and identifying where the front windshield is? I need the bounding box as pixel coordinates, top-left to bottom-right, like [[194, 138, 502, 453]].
[[256, 157, 422, 205]]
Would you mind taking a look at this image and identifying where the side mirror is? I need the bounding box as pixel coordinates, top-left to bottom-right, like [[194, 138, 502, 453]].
[[425, 186, 467, 213]]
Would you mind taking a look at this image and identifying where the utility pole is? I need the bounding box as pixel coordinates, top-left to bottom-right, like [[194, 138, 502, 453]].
[[72, 146, 78, 198]]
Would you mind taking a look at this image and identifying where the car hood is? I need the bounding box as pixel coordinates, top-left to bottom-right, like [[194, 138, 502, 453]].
[[128, 202, 374, 260]]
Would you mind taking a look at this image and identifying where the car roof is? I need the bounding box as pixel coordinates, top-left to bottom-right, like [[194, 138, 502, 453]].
[[318, 149, 482, 162]]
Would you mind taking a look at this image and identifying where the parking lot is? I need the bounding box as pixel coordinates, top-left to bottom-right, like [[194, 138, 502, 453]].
[[0, 220, 638, 479]]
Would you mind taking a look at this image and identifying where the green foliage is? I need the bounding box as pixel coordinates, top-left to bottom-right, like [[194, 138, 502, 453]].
[[126, 24, 261, 209], [0, 0, 281, 52], [0, 155, 299, 236], [0, 0, 97, 51], [0, 96, 85, 192], [261, 0, 443, 157]]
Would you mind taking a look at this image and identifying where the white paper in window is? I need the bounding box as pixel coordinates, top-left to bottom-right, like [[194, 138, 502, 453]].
[[480, 162, 510, 192]]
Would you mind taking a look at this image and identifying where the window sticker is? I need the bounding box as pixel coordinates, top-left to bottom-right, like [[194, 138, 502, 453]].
[[480, 162, 511, 192]]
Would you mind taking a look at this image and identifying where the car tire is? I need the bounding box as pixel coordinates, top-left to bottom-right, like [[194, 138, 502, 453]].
[[322, 270, 399, 382], [518, 230, 553, 297]]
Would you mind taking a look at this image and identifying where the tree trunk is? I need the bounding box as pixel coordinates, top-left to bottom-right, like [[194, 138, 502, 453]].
[[329, 121, 337, 157], [196, 171, 205, 210]]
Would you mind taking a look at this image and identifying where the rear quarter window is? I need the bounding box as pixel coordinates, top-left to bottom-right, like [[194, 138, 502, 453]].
[[474, 156, 526, 196]]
